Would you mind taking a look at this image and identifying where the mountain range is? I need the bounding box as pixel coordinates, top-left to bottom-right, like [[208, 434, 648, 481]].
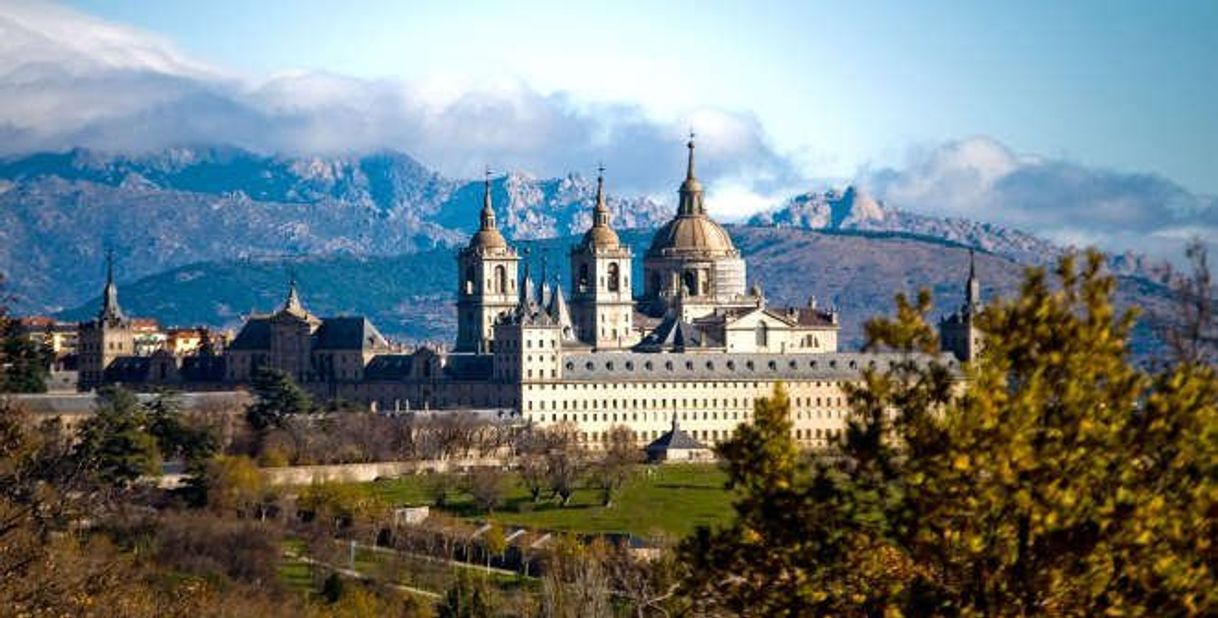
[[0, 147, 669, 313], [1, 146, 1176, 354], [54, 227, 1174, 356]]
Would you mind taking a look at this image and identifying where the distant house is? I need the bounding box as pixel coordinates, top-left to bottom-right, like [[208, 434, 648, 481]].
[[645, 418, 713, 463]]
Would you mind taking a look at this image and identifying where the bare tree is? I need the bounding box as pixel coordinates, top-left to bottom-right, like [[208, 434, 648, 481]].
[[540, 536, 612, 618], [1161, 239, 1218, 365], [605, 543, 687, 618], [544, 422, 585, 507], [591, 425, 642, 507], [516, 427, 550, 503], [466, 467, 507, 514]]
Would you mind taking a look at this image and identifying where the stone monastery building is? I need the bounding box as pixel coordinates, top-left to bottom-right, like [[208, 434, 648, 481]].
[[84, 139, 975, 450]]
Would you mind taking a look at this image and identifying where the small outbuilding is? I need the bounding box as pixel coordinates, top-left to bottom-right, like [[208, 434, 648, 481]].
[[645, 418, 713, 463]]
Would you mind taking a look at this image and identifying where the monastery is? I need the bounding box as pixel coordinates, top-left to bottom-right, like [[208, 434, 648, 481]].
[[77, 138, 979, 449]]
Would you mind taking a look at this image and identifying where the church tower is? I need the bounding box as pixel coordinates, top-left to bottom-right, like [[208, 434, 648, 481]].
[[642, 136, 746, 318], [77, 250, 135, 390], [570, 167, 634, 348], [456, 172, 520, 353], [940, 249, 985, 362], [268, 278, 320, 383]]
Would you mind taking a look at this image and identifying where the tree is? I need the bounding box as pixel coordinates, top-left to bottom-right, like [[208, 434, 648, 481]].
[[1160, 238, 1217, 365], [466, 467, 506, 514], [425, 472, 460, 508], [516, 427, 550, 503], [73, 385, 161, 487], [680, 250, 1218, 615], [0, 325, 50, 393], [145, 390, 218, 471], [540, 536, 612, 618], [483, 521, 507, 572], [201, 454, 265, 516], [544, 422, 584, 507], [439, 570, 498, 618], [591, 425, 641, 507], [605, 544, 687, 618], [245, 367, 313, 431]]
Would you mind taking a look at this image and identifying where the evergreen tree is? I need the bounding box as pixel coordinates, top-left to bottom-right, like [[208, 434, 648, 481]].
[[145, 389, 217, 471], [73, 385, 161, 487], [0, 328, 50, 393], [681, 250, 1218, 615], [245, 366, 313, 430]]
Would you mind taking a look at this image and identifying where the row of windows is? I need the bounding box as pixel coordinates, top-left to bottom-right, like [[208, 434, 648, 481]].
[[567, 357, 877, 373], [528, 380, 841, 391], [576, 427, 844, 446], [525, 394, 846, 412], [534, 410, 754, 424]]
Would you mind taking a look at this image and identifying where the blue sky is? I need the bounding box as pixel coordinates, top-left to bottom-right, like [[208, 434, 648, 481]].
[[1, 0, 1215, 260], [66, 0, 1218, 195]]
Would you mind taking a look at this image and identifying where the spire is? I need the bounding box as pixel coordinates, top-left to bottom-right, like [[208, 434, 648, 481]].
[[548, 275, 577, 342], [520, 249, 535, 307], [593, 163, 610, 228], [280, 276, 310, 319], [480, 167, 496, 231], [966, 249, 981, 310], [685, 131, 696, 181], [98, 248, 126, 322], [677, 132, 704, 216], [539, 252, 551, 307]]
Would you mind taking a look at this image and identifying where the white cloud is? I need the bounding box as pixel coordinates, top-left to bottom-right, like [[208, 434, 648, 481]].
[[1, 2, 1211, 264], [862, 136, 1218, 262], [0, 2, 798, 201]]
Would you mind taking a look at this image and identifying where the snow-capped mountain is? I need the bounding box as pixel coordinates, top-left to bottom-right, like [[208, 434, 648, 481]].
[[748, 185, 1165, 279]]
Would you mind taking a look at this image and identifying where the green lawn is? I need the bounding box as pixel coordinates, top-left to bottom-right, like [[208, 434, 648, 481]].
[[367, 463, 736, 539]]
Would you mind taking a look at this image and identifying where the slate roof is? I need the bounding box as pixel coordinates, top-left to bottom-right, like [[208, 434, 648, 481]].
[[364, 354, 415, 380], [646, 421, 707, 452], [314, 317, 389, 351], [181, 355, 226, 382], [445, 354, 494, 380], [227, 317, 271, 350], [561, 351, 958, 382], [104, 356, 151, 383], [228, 315, 389, 352], [636, 313, 707, 351]]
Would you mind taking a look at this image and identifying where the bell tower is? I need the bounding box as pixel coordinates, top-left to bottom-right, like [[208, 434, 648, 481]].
[[456, 171, 520, 353], [570, 167, 634, 348], [77, 249, 135, 390]]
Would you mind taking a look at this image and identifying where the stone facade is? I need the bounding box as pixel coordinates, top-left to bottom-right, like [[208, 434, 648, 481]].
[[77, 252, 135, 390], [81, 140, 979, 452]]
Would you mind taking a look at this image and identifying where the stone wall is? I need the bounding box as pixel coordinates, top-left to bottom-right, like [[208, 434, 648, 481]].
[[259, 458, 506, 487]]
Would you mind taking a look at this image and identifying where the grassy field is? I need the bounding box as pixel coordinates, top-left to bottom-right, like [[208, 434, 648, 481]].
[[366, 463, 735, 539]]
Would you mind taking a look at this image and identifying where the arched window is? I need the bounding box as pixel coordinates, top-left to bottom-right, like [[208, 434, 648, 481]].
[[683, 270, 697, 295], [607, 263, 620, 292], [756, 321, 769, 347], [494, 265, 507, 294], [578, 264, 590, 291], [464, 266, 475, 295]]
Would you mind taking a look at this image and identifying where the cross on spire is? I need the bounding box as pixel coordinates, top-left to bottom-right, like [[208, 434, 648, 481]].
[[685, 130, 697, 181], [593, 162, 610, 227], [480, 166, 496, 230]]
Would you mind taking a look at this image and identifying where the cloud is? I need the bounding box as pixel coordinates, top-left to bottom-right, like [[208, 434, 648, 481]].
[[863, 136, 1218, 261], [0, 2, 799, 202], [2, 2, 1211, 261]]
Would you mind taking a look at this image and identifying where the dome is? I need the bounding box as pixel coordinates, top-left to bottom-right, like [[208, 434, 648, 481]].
[[468, 227, 508, 250], [646, 214, 737, 258], [581, 224, 621, 250]]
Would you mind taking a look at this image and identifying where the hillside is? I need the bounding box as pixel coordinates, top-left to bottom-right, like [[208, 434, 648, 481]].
[[0, 147, 670, 313], [749, 186, 1164, 279], [60, 226, 1176, 355]]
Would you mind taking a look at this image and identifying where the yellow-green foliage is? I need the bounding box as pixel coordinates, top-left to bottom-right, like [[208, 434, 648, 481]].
[[682, 250, 1218, 616]]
